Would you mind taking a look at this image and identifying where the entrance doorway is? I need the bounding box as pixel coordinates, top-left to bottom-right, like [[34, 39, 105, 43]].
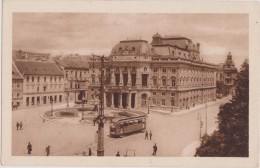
[[122, 93, 127, 109], [141, 94, 147, 107], [114, 93, 119, 108], [131, 93, 135, 108]]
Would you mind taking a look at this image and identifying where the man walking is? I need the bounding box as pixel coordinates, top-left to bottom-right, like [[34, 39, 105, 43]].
[[19, 121, 23, 130], [88, 148, 92, 156], [149, 130, 152, 140], [46, 145, 51, 156], [116, 151, 120, 156], [27, 142, 32, 155], [153, 143, 157, 156], [16, 122, 19, 130], [145, 130, 148, 139]]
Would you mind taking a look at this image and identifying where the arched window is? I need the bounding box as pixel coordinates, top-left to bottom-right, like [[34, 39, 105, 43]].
[[162, 76, 166, 86]]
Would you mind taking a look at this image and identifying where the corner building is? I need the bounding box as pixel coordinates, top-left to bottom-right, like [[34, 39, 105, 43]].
[[89, 33, 217, 111]]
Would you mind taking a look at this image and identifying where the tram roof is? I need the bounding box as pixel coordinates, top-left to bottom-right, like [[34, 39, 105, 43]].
[[112, 115, 146, 123]]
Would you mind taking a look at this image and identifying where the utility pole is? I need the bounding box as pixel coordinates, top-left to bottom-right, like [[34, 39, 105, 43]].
[[95, 55, 105, 156]]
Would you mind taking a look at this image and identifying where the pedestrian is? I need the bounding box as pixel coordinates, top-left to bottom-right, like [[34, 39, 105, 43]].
[[16, 122, 19, 130], [45, 145, 51, 156], [149, 130, 152, 140], [19, 121, 23, 130], [88, 148, 92, 156], [27, 142, 32, 155], [43, 118, 45, 123], [93, 117, 96, 126], [116, 151, 120, 156], [152, 143, 157, 156], [145, 130, 148, 139]]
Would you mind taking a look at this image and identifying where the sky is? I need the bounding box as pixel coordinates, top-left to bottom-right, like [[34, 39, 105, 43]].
[[13, 13, 248, 68]]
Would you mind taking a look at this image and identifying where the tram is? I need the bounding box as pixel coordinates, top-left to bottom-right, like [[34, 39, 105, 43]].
[[110, 115, 146, 137]]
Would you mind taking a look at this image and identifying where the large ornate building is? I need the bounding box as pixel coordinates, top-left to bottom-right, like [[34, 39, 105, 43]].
[[88, 33, 217, 111]]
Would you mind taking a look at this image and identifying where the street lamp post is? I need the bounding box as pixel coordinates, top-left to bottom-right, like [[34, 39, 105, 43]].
[[205, 101, 208, 135], [171, 98, 173, 113], [50, 97, 54, 116], [67, 92, 69, 107], [93, 55, 105, 156], [81, 99, 85, 120], [147, 97, 150, 114]]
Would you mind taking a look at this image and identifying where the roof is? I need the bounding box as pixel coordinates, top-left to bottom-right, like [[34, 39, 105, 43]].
[[54, 58, 89, 70], [110, 40, 155, 56], [15, 61, 64, 76], [12, 63, 23, 79]]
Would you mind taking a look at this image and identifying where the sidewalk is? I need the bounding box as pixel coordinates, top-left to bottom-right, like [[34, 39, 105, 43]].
[[148, 96, 231, 116], [179, 140, 200, 157]]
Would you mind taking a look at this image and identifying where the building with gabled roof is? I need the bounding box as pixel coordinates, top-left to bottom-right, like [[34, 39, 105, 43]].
[[12, 62, 23, 109], [14, 61, 65, 108], [54, 58, 90, 104]]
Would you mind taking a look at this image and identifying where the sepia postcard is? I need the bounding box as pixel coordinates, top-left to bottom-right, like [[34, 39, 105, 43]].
[[1, 0, 260, 167]]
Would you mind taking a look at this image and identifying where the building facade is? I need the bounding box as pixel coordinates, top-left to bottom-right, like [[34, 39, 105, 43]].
[[88, 33, 217, 111], [12, 62, 23, 109], [216, 52, 237, 95], [54, 58, 90, 104], [14, 61, 65, 108]]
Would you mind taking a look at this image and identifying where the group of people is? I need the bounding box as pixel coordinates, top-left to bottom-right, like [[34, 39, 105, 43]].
[[26, 142, 51, 156], [145, 130, 158, 156], [16, 121, 23, 130], [145, 130, 153, 140]]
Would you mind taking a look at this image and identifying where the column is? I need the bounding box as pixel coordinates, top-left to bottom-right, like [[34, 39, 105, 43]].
[[104, 92, 107, 108], [111, 71, 115, 85], [118, 93, 122, 108], [136, 68, 141, 87], [119, 69, 123, 86], [128, 92, 131, 109], [135, 93, 139, 108], [111, 93, 114, 108], [127, 70, 131, 86]]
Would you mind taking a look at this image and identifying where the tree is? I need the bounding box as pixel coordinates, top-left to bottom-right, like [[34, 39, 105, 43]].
[[195, 60, 249, 157]]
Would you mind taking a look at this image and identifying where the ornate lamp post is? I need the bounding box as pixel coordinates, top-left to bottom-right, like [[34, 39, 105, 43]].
[[93, 55, 105, 156], [147, 97, 150, 114], [50, 97, 54, 116]]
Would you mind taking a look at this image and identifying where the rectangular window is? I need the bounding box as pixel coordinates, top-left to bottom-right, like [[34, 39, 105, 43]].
[[43, 86, 47, 91], [55, 77, 57, 82], [171, 93, 175, 96], [162, 68, 166, 73], [153, 68, 157, 72], [162, 99, 165, 105], [50, 77, 52, 82], [37, 97, 40, 105], [54, 95, 57, 103], [17, 93, 19, 97], [131, 74, 136, 86], [32, 76, 34, 82], [162, 92, 165, 96], [26, 76, 29, 82], [123, 74, 128, 86], [142, 74, 148, 87], [59, 95, 62, 102], [153, 92, 156, 95], [26, 97, 29, 106], [115, 74, 120, 86], [172, 79, 176, 87], [59, 77, 61, 82], [153, 78, 157, 86], [17, 84, 20, 88], [44, 77, 46, 82], [37, 87, 39, 92], [172, 68, 176, 73], [31, 97, 35, 105]]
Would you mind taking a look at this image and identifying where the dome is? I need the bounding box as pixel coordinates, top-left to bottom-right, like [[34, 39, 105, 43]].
[[110, 40, 155, 56], [152, 32, 162, 38]]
